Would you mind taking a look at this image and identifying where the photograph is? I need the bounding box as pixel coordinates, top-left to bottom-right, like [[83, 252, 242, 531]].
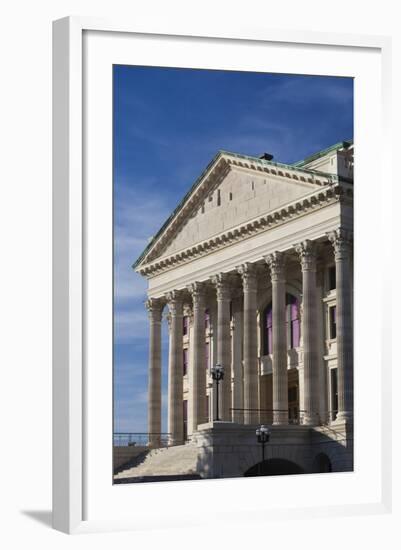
[[112, 65, 354, 483]]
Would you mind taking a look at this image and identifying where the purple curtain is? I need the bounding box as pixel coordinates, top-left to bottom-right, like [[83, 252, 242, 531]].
[[183, 348, 188, 375]]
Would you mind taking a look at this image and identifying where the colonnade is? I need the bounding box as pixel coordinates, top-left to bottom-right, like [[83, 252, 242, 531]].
[[146, 230, 353, 446]]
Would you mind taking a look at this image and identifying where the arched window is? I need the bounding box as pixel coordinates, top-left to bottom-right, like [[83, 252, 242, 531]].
[[263, 293, 300, 354]]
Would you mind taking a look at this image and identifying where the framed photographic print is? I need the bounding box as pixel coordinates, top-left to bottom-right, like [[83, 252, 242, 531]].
[[53, 17, 392, 534]]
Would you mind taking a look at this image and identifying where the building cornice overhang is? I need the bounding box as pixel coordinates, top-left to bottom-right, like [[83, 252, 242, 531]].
[[133, 151, 341, 270], [136, 181, 353, 278]]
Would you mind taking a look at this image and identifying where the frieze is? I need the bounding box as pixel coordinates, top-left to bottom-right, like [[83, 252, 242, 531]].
[[137, 182, 351, 278]]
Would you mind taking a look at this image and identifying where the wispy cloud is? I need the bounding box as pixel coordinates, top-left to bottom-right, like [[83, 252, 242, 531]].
[[113, 67, 353, 433], [114, 308, 149, 342]]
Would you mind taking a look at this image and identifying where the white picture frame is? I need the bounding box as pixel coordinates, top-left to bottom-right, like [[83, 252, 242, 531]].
[[52, 16, 392, 534]]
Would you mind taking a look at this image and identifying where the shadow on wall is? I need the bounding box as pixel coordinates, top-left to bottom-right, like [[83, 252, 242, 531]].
[[194, 423, 353, 479], [244, 458, 304, 476]]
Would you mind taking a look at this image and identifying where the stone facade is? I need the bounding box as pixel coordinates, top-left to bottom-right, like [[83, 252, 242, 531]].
[[134, 141, 354, 476]]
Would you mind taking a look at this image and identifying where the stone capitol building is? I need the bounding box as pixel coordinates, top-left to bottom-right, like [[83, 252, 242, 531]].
[[114, 140, 354, 481]]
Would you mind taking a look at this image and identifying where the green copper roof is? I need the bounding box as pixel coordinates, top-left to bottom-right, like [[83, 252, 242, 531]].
[[132, 145, 345, 269], [292, 139, 353, 167]]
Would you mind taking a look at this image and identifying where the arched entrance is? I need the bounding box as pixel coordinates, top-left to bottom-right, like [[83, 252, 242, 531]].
[[312, 453, 332, 473], [244, 458, 304, 477]]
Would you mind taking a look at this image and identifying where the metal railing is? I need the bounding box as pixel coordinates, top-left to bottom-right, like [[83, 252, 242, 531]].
[[229, 408, 342, 425], [229, 408, 309, 425], [113, 432, 170, 447]]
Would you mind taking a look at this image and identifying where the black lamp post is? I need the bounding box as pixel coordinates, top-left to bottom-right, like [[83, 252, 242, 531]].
[[256, 425, 270, 475], [211, 363, 224, 421]]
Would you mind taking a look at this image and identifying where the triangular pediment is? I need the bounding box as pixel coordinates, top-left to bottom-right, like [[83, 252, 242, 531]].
[[134, 151, 335, 268]]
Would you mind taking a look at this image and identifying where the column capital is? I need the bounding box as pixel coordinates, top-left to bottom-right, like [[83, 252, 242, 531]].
[[212, 272, 232, 301], [294, 239, 317, 271], [183, 304, 194, 326], [264, 251, 286, 281], [327, 228, 353, 261], [187, 281, 206, 307], [145, 297, 164, 322], [236, 262, 257, 291], [165, 290, 184, 316]]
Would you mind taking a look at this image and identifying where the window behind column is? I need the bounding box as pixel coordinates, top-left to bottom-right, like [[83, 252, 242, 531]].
[[329, 305, 337, 339], [183, 348, 189, 376], [287, 294, 300, 349], [183, 315, 189, 336], [205, 342, 210, 371], [183, 400, 188, 441], [263, 294, 300, 354], [263, 303, 273, 355]]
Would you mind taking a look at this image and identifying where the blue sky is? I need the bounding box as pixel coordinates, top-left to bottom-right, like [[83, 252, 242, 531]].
[[113, 66, 353, 434]]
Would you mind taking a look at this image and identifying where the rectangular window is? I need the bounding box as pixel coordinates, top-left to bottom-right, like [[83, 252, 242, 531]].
[[290, 301, 300, 348], [329, 306, 337, 339], [331, 369, 338, 421], [217, 189, 221, 206], [183, 315, 189, 336], [205, 395, 209, 422], [183, 348, 189, 376], [266, 307, 273, 355], [328, 266, 336, 291], [183, 400, 188, 441], [205, 342, 210, 370]]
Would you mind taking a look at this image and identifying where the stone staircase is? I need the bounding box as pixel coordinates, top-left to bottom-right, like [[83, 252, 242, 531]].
[[114, 443, 201, 481]]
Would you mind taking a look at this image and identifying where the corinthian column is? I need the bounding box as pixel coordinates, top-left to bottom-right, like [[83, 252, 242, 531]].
[[165, 290, 184, 445], [212, 273, 232, 421], [237, 263, 258, 424], [265, 252, 288, 425], [232, 295, 244, 423], [145, 298, 163, 448], [187, 282, 207, 432], [295, 240, 320, 425], [328, 229, 353, 424]]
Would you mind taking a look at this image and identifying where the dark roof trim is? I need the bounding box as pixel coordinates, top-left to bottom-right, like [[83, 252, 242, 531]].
[[292, 139, 353, 168]]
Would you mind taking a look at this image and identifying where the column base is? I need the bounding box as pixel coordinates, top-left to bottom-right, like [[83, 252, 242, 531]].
[[147, 438, 161, 449], [168, 438, 184, 447], [301, 413, 320, 426], [273, 412, 288, 425]]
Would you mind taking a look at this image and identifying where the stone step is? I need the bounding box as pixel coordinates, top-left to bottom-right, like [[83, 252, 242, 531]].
[[115, 443, 200, 479]]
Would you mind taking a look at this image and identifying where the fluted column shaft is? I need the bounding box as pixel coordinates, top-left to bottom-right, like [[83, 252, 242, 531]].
[[232, 296, 244, 423], [213, 273, 232, 421], [146, 298, 163, 448], [188, 282, 207, 432], [266, 252, 288, 425], [295, 240, 319, 425], [166, 291, 184, 445], [328, 229, 353, 423], [237, 263, 258, 424]]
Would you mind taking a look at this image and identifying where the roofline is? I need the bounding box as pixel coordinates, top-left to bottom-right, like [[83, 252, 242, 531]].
[[132, 150, 223, 269], [132, 146, 343, 269], [292, 139, 354, 167]]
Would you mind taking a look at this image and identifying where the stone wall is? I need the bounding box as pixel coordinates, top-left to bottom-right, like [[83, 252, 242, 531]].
[[113, 445, 148, 471]]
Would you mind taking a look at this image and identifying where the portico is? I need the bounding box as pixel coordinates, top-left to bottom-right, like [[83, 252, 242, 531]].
[[135, 142, 354, 472]]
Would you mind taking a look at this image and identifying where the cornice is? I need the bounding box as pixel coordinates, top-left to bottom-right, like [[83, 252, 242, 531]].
[[137, 182, 352, 278], [134, 149, 345, 270]]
